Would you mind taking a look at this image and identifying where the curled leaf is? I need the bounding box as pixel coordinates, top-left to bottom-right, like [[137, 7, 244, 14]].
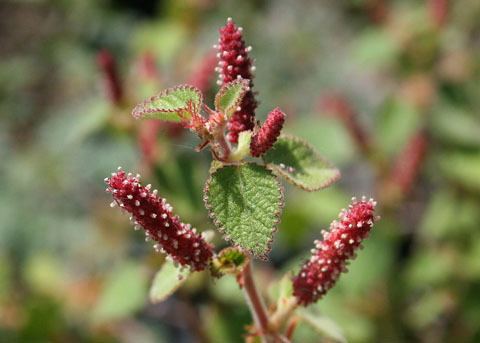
[[214, 79, 249, 119], [132, 85, 203, 122]]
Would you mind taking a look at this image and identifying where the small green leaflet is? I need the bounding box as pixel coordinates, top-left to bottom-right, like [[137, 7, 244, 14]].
[[204, 163, 284, 259], [230, 130, 252, 161], [93, 262, 147, 323], [268, 272, 294, 312], [149, 260, 191, 303], [132, 85, 202, 122], [297, 310, 347, 343], [263, 135, 340, 191], [214, 79, 249, 119]]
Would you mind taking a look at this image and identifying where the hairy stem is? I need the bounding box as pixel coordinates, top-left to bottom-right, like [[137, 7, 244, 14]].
[[241, 260, 271, 342], [269, 297, 298, 332], [285, 317, 299, 340], [217, 133, 231, 161]]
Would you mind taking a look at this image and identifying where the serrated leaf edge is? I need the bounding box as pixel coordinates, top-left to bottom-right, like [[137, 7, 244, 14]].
[[214, 79, 249, 117], [263, 134, 341, 192], [132, 84, 203, 119], [203, 162, 285, 260]]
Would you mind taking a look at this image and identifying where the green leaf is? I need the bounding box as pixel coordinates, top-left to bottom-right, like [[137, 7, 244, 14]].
[[292, 116, 354, 165], [132, 85, 202, 122], [24, 253, 63, 296], [262, 135, 340, 191], [210, 273, 245, 305], [230, 130, 252, 162], [375, 98, 421, 156], [438, 152, 480, 192], [149, 260, 191, 304], [93, 262, 147, 323], [268, 273, 294, 312], [432, 105, 480, 147], [214, 79, 248, 119], [420, 190, 457, 239], [297, 310, 347, 343], [204, 163, 284, 258], [352, 29, 400, 69], [405, 291, 452, 330]]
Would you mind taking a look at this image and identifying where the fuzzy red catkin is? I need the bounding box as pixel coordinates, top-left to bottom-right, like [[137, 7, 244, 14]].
[[138, 121, 162, 168], [250, 107, 286, 157], [216, 18, 258, 143], [428, 0, 449, 28], [292, 197, 378, 306], [365, 0, 388, 24], [138, 51, 159, 81], [105, 168, 214, 271], [97, 49, 123, 105], [388, 131, 428, 197]]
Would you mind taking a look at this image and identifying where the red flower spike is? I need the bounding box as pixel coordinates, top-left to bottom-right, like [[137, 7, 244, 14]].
[[250, 107, 286, 157], [292, 197, 378, 306], [138, 51, 160, 81], [97, 49, 123, 105], [388, 131, 428, 198], [105, 168, 214, 271], [428, 0, 449, 28], [138, 121, 162, 168], [365, 0, 388, 25], [216, 17, 258, 143]]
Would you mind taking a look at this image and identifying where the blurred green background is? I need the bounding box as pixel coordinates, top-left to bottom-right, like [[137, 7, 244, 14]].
[[1, 0, 480, 342]]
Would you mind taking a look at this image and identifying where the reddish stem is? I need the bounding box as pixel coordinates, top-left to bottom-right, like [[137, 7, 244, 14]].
[[241, 261, 271, 342], [285, 317, 299, 340]]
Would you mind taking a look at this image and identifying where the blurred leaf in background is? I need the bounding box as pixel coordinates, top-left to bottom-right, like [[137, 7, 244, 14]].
[[1, 0, 480, 342]]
